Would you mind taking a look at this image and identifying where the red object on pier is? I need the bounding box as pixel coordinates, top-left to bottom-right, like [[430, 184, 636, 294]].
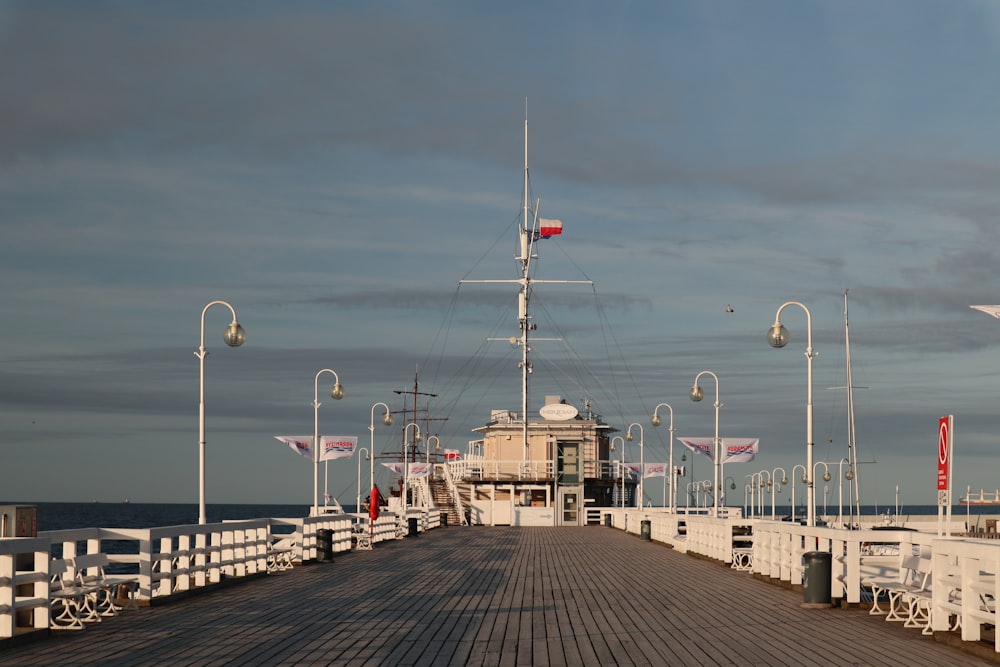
[[369, 486, 382, 521]]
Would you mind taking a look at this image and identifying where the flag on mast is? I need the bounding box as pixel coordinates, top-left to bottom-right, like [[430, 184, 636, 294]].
[[539, 218, 563, 237]]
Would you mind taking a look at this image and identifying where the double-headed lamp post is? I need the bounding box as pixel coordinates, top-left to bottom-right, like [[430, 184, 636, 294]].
[[196, 300, 246, 525], [690, 370, 721, 517], [767, 301, 816, 526], [626, 423, 645, 509], [402, 423, 422, 521], [651, 403, 676, 512], [312, 369, 345, 517], [610, 436, 626, 508]]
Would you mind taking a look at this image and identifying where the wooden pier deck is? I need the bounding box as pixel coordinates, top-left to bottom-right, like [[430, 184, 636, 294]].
[[1, 526, 997, 666]]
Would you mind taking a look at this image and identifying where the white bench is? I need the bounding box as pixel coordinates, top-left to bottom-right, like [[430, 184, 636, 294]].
[[267, 538, 296, 573], [73, 553, 140, 615], [861, 555, 929, 621], [49, 559, 101, 629]]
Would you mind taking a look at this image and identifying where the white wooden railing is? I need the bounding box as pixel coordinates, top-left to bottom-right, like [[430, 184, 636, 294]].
[[601, 508, 1000, 654], [0, 509, 440, 639]]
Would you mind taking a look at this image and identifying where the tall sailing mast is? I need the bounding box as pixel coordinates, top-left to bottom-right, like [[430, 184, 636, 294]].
[[844, 290, 864, 522], [460, 108, 590, 458]]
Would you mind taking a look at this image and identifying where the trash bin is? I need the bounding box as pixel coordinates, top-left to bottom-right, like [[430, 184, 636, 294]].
[[407, 517, 419, 537], [640, 519, 651, 541], [802, 551, 832, 607], [441, 513, 449, 527], [604, 513, 612, 527], [316, 528, 334, 562]]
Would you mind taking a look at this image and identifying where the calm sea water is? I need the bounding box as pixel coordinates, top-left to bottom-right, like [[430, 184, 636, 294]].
[[0, 502, 359, 532], [3, 501, 993, 532]]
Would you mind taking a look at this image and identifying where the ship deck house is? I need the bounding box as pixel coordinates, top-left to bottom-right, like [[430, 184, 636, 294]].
[[456, 396, 624, 526]]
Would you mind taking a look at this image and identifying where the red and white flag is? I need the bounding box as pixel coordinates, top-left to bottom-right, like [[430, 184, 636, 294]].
[[539, 218, 563, 238]]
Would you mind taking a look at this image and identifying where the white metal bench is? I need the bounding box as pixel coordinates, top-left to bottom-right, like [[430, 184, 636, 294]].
[[49, 559, 96, 629], [73, 553, 140, 615], [862, 555, 929, 621], [267, 538, 296, 573]]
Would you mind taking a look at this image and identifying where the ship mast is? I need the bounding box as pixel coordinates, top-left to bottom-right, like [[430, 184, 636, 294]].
[[460, 105, 590, 460], [844, 290, 862, 522]]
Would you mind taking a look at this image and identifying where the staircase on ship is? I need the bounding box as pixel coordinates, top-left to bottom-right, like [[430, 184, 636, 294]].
[[429, 478, 466, 526]]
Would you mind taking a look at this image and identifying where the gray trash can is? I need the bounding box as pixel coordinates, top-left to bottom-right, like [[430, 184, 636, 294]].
[[604, 513, 612, 527], [316, 528, 334, 562], [407, 517, 419, 537], [441, 513, 449, 527], [640, 519, 651, 541], [802, 551, 832, 607]]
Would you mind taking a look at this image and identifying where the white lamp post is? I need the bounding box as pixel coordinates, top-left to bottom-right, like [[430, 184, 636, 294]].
[[791, 464, 807, 524], [770, 467, 788, 520], [755, 470, 771, 518], [367, 402, 393, 542], [355, 447, 370, 514], [651, 403, 676, 512], [425, 435, 441, 463], [813, 461, 830, 523], [767, 301, 816, 526], [402, 422, 422, 523], [626, 423, 645, 509], [690, 370, 721, 517], [610, 436, 626, 508], [312, 369, 345, 517], [196, 300, 245, 525]]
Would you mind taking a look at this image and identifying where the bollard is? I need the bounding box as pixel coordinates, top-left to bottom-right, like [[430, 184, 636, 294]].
[[316, 528, 334, 562], [640, 519, 651, 541], [802, 551, 832, 607], [407, 517, 419, 537]]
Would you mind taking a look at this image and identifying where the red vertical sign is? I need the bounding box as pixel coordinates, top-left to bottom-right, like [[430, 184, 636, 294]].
[[937, 416, 951, 492]]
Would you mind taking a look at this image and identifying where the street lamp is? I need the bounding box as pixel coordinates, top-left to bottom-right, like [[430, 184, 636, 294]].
[[402, 422, 422, 522], [610, 436, 626, 508], [744, 474, 755, 518], [755, 470, 771, 518], [767, 301, 816, 526], [355, 447, 371, 515], [367, 402, 393, 542], [723, 476, 737, 505], [690, 370, 721, 517], [196, 300, 245, 525], [651, 403, 676, 512], [770, 467, 788, 520], [425, 435, 441, 463], [814, 461, 830, 523], [312, 369, 345, 517], [791, 464, 807, 524], [626, 423, 645, 509]]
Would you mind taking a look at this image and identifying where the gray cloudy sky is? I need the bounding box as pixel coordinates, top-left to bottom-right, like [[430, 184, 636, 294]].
[[3, 1, 1000, 510]]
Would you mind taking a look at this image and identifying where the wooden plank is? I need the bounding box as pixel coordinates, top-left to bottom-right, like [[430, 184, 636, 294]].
[[1, 527, 998, 666]]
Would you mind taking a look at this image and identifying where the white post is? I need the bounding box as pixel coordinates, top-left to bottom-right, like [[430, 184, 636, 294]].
[[196, 300, 244, 525]]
